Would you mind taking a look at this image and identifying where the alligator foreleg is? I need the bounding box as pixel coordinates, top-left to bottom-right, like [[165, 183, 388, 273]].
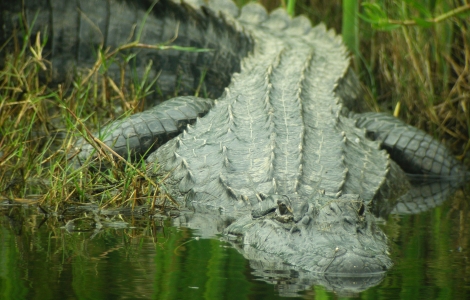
[[75, 96, 213, 164]]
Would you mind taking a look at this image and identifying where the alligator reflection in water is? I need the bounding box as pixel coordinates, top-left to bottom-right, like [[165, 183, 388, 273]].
[[172, 179, 466, 296], [0, 181, 469, 298]]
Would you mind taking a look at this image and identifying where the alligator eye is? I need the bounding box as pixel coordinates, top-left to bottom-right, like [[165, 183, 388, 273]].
[[278, 203, 288, 215], [358, 203, 365, 216], [365, 131, 376, 140]]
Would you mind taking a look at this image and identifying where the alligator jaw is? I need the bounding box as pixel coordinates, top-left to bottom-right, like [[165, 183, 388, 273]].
[[225, 193, 392, 275]]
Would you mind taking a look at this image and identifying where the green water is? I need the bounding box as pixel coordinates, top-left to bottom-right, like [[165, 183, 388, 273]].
[[1, 186, 469, 300]]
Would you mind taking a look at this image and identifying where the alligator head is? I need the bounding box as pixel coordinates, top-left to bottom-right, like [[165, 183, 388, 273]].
[[225, 193, 392, 275]]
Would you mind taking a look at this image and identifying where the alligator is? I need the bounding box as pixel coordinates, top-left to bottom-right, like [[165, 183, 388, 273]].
[[1, 0, 468, 295]]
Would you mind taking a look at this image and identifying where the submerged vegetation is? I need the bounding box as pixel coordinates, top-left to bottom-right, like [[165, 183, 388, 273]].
[[1, 0, 469, 210]]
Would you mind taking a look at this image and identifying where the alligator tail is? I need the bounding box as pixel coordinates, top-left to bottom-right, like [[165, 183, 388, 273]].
[[353, 112, 468, 180], [0, 0, 253, 99]]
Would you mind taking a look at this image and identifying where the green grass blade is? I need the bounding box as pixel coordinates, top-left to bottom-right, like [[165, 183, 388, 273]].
[[286, 0, 296, 17], [342, 0, 359, 66]]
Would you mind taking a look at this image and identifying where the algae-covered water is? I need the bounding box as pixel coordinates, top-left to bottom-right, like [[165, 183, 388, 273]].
[[1, 184, 469, 300]]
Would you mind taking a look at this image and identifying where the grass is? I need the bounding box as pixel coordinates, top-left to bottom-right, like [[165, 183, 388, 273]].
[[1, 0, 469, 211], [0, 19, 193, 211]]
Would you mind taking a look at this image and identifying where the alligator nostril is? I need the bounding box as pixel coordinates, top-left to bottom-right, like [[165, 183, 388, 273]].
[[329, 205, 336, 214], [344, 217, 354, 226]]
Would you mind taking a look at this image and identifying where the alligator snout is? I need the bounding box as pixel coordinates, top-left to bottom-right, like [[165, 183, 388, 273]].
[[322, 250, 390, 274]]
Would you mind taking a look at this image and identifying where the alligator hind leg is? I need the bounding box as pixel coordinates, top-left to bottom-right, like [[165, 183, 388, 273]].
[[75, 96, 213, 165], [353, 112, 467, 178]]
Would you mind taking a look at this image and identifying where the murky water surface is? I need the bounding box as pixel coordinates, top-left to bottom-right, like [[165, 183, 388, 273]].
[[1, 185, 469, 299]]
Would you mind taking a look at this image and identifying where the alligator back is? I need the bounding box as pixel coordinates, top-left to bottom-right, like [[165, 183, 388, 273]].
[[142, 0, 409, 212]]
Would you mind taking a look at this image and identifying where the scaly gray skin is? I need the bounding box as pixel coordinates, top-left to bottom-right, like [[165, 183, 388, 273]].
[[2, 0, 467, 290]]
